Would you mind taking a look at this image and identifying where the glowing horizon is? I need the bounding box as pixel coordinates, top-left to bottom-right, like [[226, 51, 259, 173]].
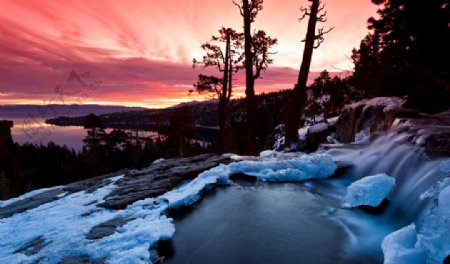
[[0, 0, 377, 108]]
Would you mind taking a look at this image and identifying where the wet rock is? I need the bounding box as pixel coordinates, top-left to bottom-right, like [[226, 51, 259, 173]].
[[424, 133, 450, 156], [86, 217, 131, 240], [336, 98, 407, 143], [14, 236, 49, 256], [0, 188, 64, 219]]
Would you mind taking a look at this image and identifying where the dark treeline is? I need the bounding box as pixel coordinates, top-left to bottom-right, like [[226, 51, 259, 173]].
[[350, 0, 450, 113], [0, 110, 208, 199]]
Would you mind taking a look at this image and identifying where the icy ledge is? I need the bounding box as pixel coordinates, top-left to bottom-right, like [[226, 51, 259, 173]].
[[342, 173, 396, 208], [382, 185, 450, 264], [0, 153, 336, 264]]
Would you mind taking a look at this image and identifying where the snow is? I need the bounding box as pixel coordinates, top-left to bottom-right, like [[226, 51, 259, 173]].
[[0, 153, 337, 264], [298, 126, 309, 140], [383, 186, 450, 264], [327, 116, 339, 126], [347, 96, 406, 113], [381, 224, 427, 264], [342, 173, 396, 208], [309, 122, 329, 134], [152, 158, 165, 164]]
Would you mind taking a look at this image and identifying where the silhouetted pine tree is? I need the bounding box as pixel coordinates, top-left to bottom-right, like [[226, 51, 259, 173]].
[[233, 0, 277, 154], [352, 0, 450, 112], [285, 0, 333, 148], [193, 27, 244, 153]]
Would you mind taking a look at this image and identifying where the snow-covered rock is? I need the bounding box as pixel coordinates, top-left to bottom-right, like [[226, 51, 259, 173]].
[[342, 173, 396, 208], [348, 97, 406, 113], [383, 185, 450, 264], [0, 153, 337, 263], [309, 122, 329, 134], [381, 224, 427, 264]]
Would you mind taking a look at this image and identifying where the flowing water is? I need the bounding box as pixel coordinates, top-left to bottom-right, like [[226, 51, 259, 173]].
[[161, 117, 449, 264]]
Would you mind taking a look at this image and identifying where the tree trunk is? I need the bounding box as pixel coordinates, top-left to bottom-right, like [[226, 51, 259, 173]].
[[218, 30, 231, 153], [285, 0, 320, 148], [243, 0, 257, 155]]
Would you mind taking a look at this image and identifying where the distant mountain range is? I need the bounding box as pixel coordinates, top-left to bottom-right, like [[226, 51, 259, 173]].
[[0, 104, 147, 118]]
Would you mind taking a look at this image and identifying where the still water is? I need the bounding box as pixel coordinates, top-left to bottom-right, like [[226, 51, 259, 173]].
[[6, 116, 158, 152], [163, 180, 397, 264], [8, 117, 87, 151]]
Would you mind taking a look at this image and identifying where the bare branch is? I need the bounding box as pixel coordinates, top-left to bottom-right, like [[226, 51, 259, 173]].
[[317, 10, 327, 22], [232, 1, 244, 16], [299, 6, 310, 22], [313, 26, 334, 48]]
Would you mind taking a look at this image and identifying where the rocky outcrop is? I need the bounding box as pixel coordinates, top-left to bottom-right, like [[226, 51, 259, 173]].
[[99, 154, 231, 209], [0, 153, 232, 219], [336, 97, 408, 143]]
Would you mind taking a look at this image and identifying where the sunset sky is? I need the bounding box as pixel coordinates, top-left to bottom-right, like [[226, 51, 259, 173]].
[[0, 0, 378, 108]]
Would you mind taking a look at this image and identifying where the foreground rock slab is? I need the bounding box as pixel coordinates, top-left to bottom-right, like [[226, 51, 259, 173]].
[[0, 153, 231, 219]]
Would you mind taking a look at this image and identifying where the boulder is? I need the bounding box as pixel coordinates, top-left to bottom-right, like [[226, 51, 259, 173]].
[[336, 97, 407, 143]]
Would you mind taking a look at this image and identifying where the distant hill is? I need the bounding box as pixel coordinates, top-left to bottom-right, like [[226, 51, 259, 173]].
[[0, 104, 147, 118], [45, 90, 291, 130]]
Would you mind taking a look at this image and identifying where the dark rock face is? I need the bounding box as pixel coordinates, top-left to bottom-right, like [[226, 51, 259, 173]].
[[336, 101, 405, 143]]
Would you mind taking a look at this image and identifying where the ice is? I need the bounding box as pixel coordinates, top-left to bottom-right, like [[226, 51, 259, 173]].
[[381, 224, 427, 264], [383, 186, 450, 264], [342, 173, 396, 208], [420, 177, 450, 200]]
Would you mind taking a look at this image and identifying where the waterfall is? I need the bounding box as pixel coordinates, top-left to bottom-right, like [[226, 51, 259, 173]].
[[323, 117, 449, 223]]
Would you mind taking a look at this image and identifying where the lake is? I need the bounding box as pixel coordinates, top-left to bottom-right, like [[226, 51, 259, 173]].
[[4, 116, 159, 152]]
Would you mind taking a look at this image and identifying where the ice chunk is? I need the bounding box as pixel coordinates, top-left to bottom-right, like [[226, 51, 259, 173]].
[[384, 185, 450, 264], [381, 224, 427, 264], [342, 173, 395, 208], [438, 185, 450, 217]]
